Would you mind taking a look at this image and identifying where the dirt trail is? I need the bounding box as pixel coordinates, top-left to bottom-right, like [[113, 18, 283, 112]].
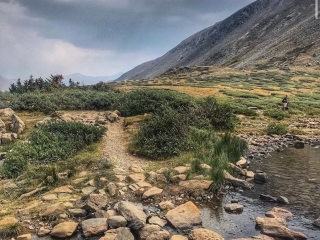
[[102, 118, 149, 170]]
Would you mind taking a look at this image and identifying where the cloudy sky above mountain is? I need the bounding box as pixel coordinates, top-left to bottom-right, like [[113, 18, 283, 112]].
[[0, 0, 254, 80]]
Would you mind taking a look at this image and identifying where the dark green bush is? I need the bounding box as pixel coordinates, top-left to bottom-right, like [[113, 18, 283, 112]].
[[265, 122, 288, 135], [1, 121, 105, 178], [264, 109, 290, 120]]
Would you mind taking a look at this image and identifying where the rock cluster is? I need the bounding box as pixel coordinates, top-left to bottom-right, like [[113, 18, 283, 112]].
[[0, 108, 25, 145]]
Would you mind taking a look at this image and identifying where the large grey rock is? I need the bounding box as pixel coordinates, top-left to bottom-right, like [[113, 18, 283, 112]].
[[254, 171, 268, 182], [81, 194, 108, 212], [277, 196, 289, 204], [225, 172, 254, 190], [107, 182, 118, 196], [68, 208, 86, 217], [139, 224, 170, 240], [81, 218, 108, 237], [224, 203, 244, 213], [108, 216, 127, 228], [10, 114, 25, 134], [117, 201, 147, 230]]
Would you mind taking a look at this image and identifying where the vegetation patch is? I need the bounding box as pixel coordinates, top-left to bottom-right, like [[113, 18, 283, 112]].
[[265, 122, 288, 135], [0, 121, 106, 178]]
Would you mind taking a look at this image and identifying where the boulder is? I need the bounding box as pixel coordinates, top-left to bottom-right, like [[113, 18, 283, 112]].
[[81, 194, 108, 212], [139, 224, 170, 240], [68, 209, 87, 217], [231, 234, 275, 240], [39, 203, 65, 218], [127, 173, 145, 182], [277, 196, 289, 204], [108, 216, 127, 228], [254, 172, 268, 183], [17, 234, 32, 240], [261, 224, 307, 240], [179, 180, 213, 190], [165, 201, 202, 229], [171, 174, 186, 182], [10, 114, 25, 134], [81, 218, 108, 237], [224, 203, 244, 213], [159, 201, 175, 210], [265, 207, 293, 220], [100, 227, 134, 240], [106, 111, 120, 122], [170, 236, 188, 240], [1, 133, 14, 144], [38, 227, 51, 236], [42, 194, 58, 201], [82, 186, 96, 195], [142, 187, 163, 199], [0, 108, 15, 117], [260, 194, 277, 202], [117, 201, 147, 230], [174, 166, 188, 174], [255, 217, 287, 228], [148, 216, 167, 227], [54, 186, 73, 193], [225, 172, 254, 189], [313, 217, 320, 228], [50, 222, 78, 238], [294, 141, 304, 149], [236, 157, 248, 168], [189, 228, 224, 240], [107, 182, 118, 196]]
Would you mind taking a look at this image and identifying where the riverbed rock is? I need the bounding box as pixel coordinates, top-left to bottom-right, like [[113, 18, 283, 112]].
[[224, 203, 244, 213], [265, 207, 293, 220], [313, 217, 320, 228], [179, 180, 213, 190], [107, 182, 118, 196], [39, 203, 65, 218], [225, 172, 254, 189], [38, 227, 51, 236], [294, 141, 304, 149], [165, 201, 202, 229], [17, 233, 31, 240], [68, 208, 86, 217], [189, 228, 224, 240], [117, 201, 147, 230], [81, 218, 108, 237], [142, 187, 163, 199], [148, 216, 167, 227], [256, 217, 287, 228], [260, 224, 307, 240], [254, 172, 268, 183], [232, 234, 275, 240], [82, 186, 96, 195], [100, 227, 134, 240], [42, 194, 58, 201], [260, 194, 277, 202], [108, 216, 127, 228], [54, 186, 73, 193], [11, 114, 25, 134], [130, 164, 145, 173], [81, 194, 108, 212], [277, 196, 289, 204], [170, 235, 188, 240], [159, 201, 175, 210], [50, 221, 78, 238], [236, 157, 248, 168], [139, 224, 170, 240]]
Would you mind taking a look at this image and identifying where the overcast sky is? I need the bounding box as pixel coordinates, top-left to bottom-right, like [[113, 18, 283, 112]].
[[0, 0, 255, 80]]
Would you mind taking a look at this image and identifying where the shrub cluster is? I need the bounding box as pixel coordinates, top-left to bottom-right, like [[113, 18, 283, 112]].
[[265, 122, 288, 135], [1, 121, 105, 178]]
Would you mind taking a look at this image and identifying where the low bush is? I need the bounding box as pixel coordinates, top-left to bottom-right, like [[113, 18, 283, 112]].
[[0, 121, 105, 178], [265, 122, 288, 135], [264, 109, 290, 120]]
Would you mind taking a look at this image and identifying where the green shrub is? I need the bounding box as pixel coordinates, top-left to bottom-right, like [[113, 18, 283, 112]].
[[1, 121, 105, 178], [265, 109, 290, 120], [265, 122, 288, 135]]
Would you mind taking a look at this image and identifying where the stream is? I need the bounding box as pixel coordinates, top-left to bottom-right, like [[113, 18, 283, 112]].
[[32, 144, 320, 240]]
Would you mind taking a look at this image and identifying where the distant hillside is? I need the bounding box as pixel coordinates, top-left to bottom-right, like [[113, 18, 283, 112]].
[[117, 0, 320, 80], [0, 75, 14, 91], [65, 73, 123, 85]]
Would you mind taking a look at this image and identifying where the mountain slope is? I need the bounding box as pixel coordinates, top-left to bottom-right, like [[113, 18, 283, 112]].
[[117, 0, 320, 80]]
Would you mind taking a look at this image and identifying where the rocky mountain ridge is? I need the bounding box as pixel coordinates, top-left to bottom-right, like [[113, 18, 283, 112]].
[[117, 0, 320, 81]]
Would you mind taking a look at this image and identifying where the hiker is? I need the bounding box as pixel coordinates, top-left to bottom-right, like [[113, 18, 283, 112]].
[[282, 95, 288, 111]]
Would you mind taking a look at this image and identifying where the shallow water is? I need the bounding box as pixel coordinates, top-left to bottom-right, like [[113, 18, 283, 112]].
[[201, 144, 320, 239], [32, 145, 320, 240]]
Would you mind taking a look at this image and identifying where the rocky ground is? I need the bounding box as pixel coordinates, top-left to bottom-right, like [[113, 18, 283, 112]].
[[0, 109, 319, 240]]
